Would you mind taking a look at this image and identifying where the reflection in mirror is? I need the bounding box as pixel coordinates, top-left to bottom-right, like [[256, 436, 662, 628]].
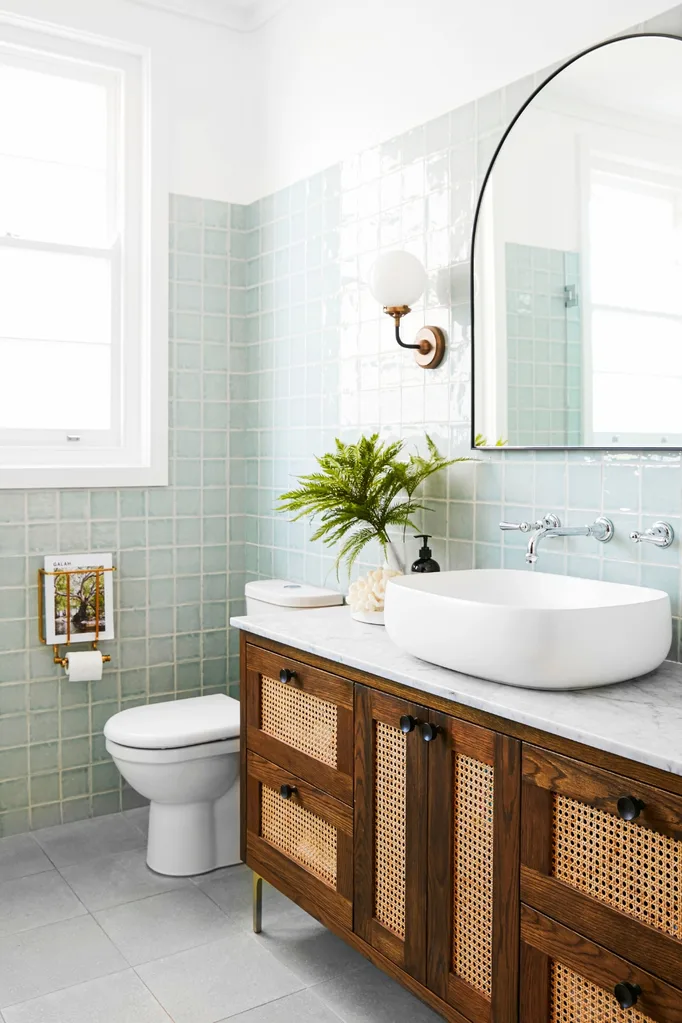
[[473, 34, 682, 449]]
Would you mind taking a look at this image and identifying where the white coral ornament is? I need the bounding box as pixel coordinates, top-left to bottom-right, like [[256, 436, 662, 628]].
[[347, 567, 402, 625]]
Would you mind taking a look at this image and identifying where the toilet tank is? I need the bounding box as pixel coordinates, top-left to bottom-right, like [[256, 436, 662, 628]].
[[244, 579, 344, 616]]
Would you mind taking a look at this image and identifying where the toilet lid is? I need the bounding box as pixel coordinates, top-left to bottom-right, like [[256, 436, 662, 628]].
[[103, 694, 240, 749]]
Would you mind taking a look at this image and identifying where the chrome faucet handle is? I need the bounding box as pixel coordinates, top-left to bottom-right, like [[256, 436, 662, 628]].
[[500, 514, 561, 534], [629, 521, 674, 549], [499, 520, 541, 533]]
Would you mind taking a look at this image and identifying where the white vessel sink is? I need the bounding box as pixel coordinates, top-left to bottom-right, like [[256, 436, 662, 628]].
[[384, 569, 671, 690]]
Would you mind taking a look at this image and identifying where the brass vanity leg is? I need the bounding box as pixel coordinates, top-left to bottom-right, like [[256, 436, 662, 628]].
[[252, 871, 263, 933]]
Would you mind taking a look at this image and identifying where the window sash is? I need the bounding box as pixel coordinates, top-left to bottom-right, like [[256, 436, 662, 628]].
[[0, 14, 167, 488]]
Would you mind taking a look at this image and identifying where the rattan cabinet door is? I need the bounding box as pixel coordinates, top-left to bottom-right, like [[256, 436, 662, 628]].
[[520, 905, 682, 1023], [245, 751, 353, 930], [354, 685, 429, 984], [521, 745, 682, 989], [427, 714, 521, 1023], [245, 642, 353, 804]]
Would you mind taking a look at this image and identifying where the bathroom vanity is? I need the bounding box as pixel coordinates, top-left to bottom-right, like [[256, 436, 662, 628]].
[[232, 607, 682, 1023]]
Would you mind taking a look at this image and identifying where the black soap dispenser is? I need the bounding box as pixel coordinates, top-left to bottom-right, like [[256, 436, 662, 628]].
[[411, 535, 440, 573]]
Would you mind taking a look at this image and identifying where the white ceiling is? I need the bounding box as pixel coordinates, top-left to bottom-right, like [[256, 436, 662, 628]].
[[127, 0, 288, 31]]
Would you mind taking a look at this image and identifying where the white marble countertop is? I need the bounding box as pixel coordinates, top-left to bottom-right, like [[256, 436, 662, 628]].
[[230, 607, 682, 777]]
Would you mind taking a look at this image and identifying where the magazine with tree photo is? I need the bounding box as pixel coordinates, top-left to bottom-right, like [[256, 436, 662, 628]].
[[43, 553, 114, 645]]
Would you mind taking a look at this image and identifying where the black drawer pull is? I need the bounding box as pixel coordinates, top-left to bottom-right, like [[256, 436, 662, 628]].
[[421, 722, 439, 742], [279, 784, 297, 800], [617, 795, 645, 821], [279, 668, 296, 684], [400, 715, 417, 734], [614, 982, 641, 1009]]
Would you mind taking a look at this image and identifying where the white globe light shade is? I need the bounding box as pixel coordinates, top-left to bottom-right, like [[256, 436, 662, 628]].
[[368, 251, 427, 308]]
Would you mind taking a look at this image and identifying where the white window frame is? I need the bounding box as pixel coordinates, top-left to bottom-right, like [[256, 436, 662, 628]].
[[0, 16, 168, 488]]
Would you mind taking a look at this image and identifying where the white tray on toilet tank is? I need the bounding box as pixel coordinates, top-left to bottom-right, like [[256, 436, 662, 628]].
[[245, 579, 343, 614]]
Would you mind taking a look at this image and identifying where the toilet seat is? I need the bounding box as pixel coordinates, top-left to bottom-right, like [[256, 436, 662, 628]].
[[106, 735, 239, 765], [104, 693, 240, 750]]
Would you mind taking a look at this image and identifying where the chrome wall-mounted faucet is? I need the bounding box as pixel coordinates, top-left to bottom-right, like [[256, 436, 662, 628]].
[[525, 515, 614, 564], [499, 514, 614, 564], [630, 521, 675, 549]]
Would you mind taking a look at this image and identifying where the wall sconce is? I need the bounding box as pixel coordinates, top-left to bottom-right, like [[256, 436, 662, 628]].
[[368, 251, 445, 369]]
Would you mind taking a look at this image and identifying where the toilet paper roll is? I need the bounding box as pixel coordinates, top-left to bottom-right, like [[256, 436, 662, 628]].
[[65, 650, 104, 682]]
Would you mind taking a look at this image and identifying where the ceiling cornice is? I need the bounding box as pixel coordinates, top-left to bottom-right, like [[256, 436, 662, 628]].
[[127, 0, 287, 33]]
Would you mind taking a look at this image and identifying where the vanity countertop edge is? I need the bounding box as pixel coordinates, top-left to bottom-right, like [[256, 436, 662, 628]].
[[231, 606, 682, 778]]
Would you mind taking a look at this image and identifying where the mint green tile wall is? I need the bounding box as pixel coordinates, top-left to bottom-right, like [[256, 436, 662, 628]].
[[0, 195, 248, 838], [506, 243, 582, 446], [236, 5, 682, 671]]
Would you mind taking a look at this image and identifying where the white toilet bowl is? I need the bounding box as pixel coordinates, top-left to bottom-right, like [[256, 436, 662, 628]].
[[104, 694, 240, 876]]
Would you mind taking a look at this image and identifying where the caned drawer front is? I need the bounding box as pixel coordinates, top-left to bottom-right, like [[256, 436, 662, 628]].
[[244, 643, 353, 804], [246, 752, 353, 930], [521, 745, 682, 987], [520, 906, 682, 1023]]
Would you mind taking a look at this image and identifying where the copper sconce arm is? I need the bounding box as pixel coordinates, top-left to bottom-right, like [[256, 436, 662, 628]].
[[384, 305, 446, 369]]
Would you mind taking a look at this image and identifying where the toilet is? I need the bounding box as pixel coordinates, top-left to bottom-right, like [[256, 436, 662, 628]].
[[104, 694, 240, 876], [104, 581, 342, 877]]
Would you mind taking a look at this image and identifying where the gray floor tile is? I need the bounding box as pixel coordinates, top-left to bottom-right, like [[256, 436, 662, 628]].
[[123, 806, 150, 838], [220, 989, 343, 1022], [0, 835, 53, 884], [0, 871, 86, 938], [195, 863, 296, 923], [311, 962, 443, 1023], [34, 814, 145, 868], [2, 970, 172, 1023], [95, 886, 237, 965], [60, 849, 188, 911], [136, 934, 305, 1023], [254, 908, 367, 985], [0, 916, 127, 1009]]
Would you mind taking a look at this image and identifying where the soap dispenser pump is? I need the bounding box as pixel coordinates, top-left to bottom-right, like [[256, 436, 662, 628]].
[[411, 535, 440, 573]]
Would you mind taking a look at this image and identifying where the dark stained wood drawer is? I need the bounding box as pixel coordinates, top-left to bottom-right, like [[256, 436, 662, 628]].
[[521, 744, 682, 987], [521, 906, 682, 1023], [244, 642, 353, 804], [245, 751, 353, 931]]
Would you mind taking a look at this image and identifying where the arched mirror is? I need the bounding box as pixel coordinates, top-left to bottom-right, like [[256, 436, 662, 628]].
[[472, 34, 682, 450]]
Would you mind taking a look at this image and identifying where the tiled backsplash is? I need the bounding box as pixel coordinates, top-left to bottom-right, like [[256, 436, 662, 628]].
[[0, 196, 248, 837]]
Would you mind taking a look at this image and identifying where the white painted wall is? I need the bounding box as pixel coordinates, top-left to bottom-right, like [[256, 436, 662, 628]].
[[0, 0, 257, 203], [252, 0, 677, 198], [1, 0, 678, 203]]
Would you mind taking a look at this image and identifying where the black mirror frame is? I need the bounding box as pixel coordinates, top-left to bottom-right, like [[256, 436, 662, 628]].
[[470, 31, 682, 452]]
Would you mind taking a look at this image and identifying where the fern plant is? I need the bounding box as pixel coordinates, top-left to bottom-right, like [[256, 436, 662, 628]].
[[278, 433, 470, 575]]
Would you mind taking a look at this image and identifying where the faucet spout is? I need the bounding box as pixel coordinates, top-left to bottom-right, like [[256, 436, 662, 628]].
[[525, 516, 614, 564], [526, 524, 590, 564]]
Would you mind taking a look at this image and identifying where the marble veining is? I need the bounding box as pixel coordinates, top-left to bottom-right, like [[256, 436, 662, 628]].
[[230, 608, 682, 777]]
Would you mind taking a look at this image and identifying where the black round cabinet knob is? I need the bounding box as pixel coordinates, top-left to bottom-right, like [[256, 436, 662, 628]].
[[279, 668, 296, 684], [279, 784, 297, 800], [421, 722, 439, 742], [614, 982, 641, 1009], [400, 715, 417, 734], [617, 795, 645, 821]]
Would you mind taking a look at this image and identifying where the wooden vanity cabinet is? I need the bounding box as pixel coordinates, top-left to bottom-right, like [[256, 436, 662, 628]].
[[240, 633, 682, 1023]]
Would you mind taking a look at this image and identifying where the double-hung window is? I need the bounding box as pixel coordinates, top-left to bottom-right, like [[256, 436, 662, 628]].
[[0, 19, 167, 487]]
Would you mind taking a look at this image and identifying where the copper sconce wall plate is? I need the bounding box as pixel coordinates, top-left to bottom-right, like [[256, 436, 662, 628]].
[[414, 326, 446, 368]]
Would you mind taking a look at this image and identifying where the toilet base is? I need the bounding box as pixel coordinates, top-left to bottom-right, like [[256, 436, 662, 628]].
[[146, 783, 241, 876]]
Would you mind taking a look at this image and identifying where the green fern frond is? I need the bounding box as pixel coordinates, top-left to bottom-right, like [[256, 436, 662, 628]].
[[277, 432, 473, 575]]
